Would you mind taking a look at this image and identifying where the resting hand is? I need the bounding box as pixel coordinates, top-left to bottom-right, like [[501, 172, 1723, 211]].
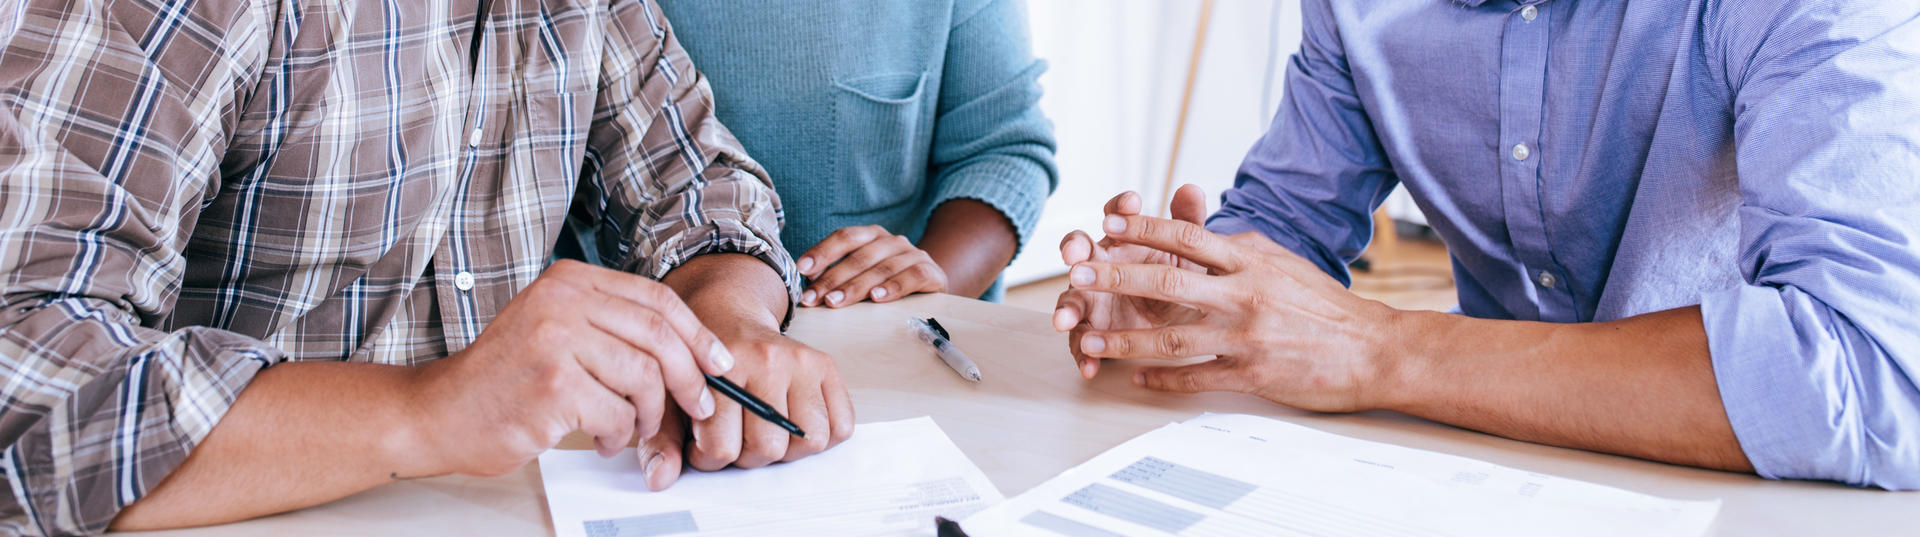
[[682, 317, 856, 473], [1053, 187, 1213, 379], [635, 316, 856, 490], [797, 225, 948, 307], [1063, 185, 1399, 413]]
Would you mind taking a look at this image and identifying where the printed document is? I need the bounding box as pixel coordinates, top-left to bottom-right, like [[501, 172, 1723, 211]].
[[962, 413, 1720, 537], [539, 416, 1001, 537]]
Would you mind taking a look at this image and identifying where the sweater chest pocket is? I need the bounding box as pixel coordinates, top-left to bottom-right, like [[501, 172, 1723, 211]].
[[831, 71, 933, 216]]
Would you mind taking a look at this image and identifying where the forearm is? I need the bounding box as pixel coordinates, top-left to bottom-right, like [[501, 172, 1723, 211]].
[[1379, 306, 1752, 472], [111, 362, 438, 530], [920, 199, 1019, 298], [664, 253, 788, 333]]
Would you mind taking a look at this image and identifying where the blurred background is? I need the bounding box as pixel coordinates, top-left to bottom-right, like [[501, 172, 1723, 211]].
[[1002, 0, 1452, 312]]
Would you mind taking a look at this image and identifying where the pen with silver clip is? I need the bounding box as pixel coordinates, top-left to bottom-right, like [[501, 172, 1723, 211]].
[[909, 317, 982, 382]]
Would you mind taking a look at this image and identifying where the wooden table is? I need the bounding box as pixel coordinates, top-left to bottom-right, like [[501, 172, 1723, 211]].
[[120, 293, 1916, 536]]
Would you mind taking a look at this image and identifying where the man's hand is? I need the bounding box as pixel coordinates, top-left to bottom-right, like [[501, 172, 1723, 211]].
[[1056, 185, 1400, 412], [1053, 186, 1213, 379], [798, 225, 949, 307], [686, 320, 855, 471], [635, 322, 855, 491], [1057, 187, 1754, 472], [409, 260, 734, 477], [651, 254, 855, 488]]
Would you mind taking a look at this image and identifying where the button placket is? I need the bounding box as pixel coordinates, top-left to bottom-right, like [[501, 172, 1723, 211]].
[[437, 13, 494, 351], [1494, 1, 1576, 321]]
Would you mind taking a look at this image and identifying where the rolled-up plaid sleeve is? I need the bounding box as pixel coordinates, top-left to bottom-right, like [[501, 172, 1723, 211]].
[[0, 1, 282, 535], [577, 0, 799, 323]]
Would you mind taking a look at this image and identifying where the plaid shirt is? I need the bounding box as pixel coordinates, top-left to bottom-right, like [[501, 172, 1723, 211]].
[[0, 0, 798, 534]]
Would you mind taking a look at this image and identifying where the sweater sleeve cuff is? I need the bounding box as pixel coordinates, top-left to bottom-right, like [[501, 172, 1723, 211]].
[[929, 156, 1052, 259]]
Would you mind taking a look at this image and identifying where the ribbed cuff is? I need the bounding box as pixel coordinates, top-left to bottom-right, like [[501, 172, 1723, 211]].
[[929, 156, 1052, 259]]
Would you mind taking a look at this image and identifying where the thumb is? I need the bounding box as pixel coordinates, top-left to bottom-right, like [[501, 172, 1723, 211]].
[[638, 407, 689, 491], [1136, 359, 1244, 394], [1170, 184, 1209, 225]]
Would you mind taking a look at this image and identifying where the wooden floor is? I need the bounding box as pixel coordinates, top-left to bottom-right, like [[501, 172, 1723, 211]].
[[1004, 235, 1457, 313]]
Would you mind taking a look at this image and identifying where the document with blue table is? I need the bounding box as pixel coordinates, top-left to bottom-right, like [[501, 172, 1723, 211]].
[[961, 413, 1722, 537]]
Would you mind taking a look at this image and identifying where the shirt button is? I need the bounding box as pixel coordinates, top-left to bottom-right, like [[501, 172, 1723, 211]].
[[467, 128, 482, 147], [1521, 5, 1539, 22], [453, 271, 476, 292], [1512, 143, 1531, 161], [1537, 271, 1557, 289]]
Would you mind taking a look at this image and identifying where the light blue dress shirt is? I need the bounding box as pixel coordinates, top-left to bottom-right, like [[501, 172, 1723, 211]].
[[1209, 0, 1920, 489]]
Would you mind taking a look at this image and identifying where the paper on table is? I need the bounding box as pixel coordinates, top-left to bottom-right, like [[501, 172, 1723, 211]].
[[962, 413, 1720, 537], [539, 416, 1002, 537]]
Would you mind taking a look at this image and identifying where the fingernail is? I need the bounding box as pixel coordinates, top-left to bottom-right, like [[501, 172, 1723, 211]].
[[1083, 334, 1106, 353], [1052, 309, 1072, 331], [797, 257, 814, 274], [802, 289, 817, 306], [698, 388, 716, 418], [1080, 360, 1096, 379], [644, 451, 665, 480], [872, 287, 888, 300], [827, 290, 844, 305], [1070, 265, 1094, 286], [709, 341, 735, 373], [1104, 215, 1127, 234]]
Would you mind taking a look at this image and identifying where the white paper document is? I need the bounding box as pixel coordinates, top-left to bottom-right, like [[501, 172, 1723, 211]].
[[539, 416, 1002, 537], [963, 413, 1720, 537]]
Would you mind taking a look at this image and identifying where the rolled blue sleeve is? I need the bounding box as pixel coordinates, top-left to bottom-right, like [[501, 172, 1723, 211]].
[[928, 0, 1059, 257], [1703, 2, 1920, 490], [1206, 0, 1398, 286]]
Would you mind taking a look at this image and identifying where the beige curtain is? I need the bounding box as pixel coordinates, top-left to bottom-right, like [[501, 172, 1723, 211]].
[[1008, 0, 1301, 284]]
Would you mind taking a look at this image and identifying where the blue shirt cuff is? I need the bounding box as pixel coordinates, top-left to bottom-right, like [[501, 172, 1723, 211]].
[[1207, 215, 1352, 286], [1699, 283, 1920, 489]]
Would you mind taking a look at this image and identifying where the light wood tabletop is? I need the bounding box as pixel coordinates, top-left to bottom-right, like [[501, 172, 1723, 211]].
[[118, 293, 1916, 536]]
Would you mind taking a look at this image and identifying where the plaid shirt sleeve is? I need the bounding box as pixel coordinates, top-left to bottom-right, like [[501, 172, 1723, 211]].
[[577, 0, 801, 320], [0, 1, 283, 535]]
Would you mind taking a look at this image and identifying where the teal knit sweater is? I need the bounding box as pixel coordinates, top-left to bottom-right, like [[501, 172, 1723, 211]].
[[657, 0, 1058, 300]]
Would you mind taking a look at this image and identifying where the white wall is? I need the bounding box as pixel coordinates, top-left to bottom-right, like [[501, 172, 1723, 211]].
[[1008, 0, 1302, 284]]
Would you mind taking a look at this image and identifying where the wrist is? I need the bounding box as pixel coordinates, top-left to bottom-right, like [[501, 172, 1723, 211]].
[[923, 199, 1018, 298], [394, 362, 460, 478], [1365, 307, 1435, 413], [686, 290, 781, 339], [666, 253, 789, 331]]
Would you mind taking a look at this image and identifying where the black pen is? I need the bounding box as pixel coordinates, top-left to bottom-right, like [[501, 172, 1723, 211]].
[[704, 374, 807, 438]]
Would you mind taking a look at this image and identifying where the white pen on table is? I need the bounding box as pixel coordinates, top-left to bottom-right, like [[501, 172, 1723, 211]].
[[909, 317, 982, 382]]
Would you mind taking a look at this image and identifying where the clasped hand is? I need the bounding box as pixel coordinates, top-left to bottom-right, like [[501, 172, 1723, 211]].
[[797, 225, 949, 307], [1053, 186, 1402, 413]]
